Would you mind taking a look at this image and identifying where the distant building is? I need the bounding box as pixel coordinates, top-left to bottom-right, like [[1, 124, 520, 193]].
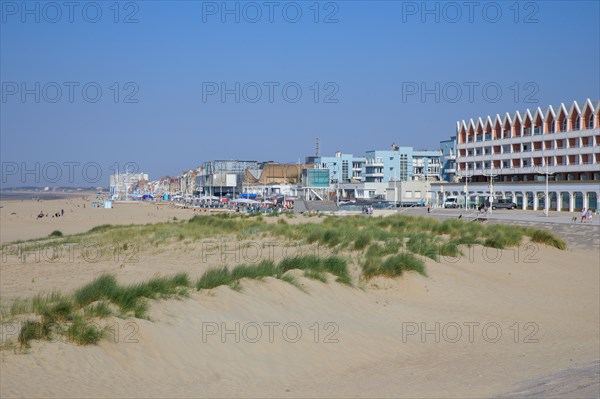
[[109, 172, 148, 199], [364, 145, 441, 183], [307, 152, 366, 183], [195, 160, 258, 196]]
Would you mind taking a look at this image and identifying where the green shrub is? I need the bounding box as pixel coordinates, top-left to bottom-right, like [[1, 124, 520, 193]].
[[49, 230, 63, 237]]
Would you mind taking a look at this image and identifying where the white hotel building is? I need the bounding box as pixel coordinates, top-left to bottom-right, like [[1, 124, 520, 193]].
[[432, 99, 600, 212]]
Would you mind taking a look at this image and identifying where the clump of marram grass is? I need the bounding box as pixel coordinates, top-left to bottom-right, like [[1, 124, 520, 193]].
[[65, 315, 104, 345], [407, 233, 440, 261], [196, 255, 352, 291], [353, 232, 372, 250], [303, 269, 327, 283], [19, 320, 51, 348], [49, 230, 63, 237], [527, 228, 567, 250], [278, 255, 352, 285], [196, 267, 233, 290], [2, 272, 194, 350], [362, 252, 426, 279]]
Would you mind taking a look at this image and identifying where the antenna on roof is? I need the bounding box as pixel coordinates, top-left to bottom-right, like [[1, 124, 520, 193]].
[[315, 137, 320, 157]]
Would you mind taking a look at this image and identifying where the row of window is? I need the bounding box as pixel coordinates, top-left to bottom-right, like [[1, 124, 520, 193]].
[[461, 137, 599, 157], [459, 154, 599, 170], [461, 113, 596, 143]]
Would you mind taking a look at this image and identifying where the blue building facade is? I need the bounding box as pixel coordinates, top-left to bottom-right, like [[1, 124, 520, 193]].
[[307, 146, 442, 184], [308, 152, 366, 183], [364, 147, 441, 182], [439, 136, 457, 182]]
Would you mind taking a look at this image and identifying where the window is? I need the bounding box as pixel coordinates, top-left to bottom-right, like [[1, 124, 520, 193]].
[[468, 149, 473, 156], [502, 144, 511, 153], [522, 159, 530, 167], [523, 144, 530, 152], [561, 118, 567, 131], [502, 160, 509, 168], [575, 116, 581, 130], [476, 149, 482, 156], [415, 191, 422, 198], [587, 114, 594, 129], [548, 121, 555, 133], [342, 160, 349, 182], [405, 191, 413, 198], [484, 147, 491, 155]]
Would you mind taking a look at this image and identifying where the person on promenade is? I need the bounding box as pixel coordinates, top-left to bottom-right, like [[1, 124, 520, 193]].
[[587, 208, 593, 224], [580, 208, 587, 223]]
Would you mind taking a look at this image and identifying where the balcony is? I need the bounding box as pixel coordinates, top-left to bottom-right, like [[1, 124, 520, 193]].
[[363, 172, 384, 177]]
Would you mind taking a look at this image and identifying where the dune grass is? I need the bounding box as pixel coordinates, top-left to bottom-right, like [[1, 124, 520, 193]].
[[196, 255, 352, 290], [4, 272, 194, 350], [362, 250, 426, 279], [528, 228, 567, 250], [2, 213, 569, 349]]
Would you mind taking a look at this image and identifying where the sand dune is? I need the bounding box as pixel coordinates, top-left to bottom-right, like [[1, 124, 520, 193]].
[[1, 200, 599, 398]]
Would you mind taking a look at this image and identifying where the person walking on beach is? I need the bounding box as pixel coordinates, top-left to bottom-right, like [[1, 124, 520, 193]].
[[580, 208, 587, 223]]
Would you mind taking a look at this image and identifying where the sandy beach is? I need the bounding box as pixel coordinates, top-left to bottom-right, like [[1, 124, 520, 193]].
[[1, 199, 598, 398]]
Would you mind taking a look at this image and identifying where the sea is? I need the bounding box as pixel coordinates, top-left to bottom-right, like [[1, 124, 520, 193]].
[[0, 191, 92, 201]]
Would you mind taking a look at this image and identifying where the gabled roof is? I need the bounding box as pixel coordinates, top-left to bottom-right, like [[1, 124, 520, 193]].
[[568, 101, 581, 118], [581, 98, 595, 115], [512, 110, 522, 124], [533, 107, 545, 124], [556, 103, 568, 118], [484, 116, 493, 132], [545, 105, 556, 119], [475, 117, 484, 133], [493, 114, 502, 127], [502, 112, 512, 127], [467, 119, 476, 133], [522, 109, 533, 124], [595, 100, 600, 115]]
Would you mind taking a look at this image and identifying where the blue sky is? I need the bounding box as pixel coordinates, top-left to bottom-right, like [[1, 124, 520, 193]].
[[1, 0, 598, 186]]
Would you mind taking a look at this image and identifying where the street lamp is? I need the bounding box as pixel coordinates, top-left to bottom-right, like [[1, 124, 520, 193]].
[[482, 168, 498, 215], [462, 171, 473, 210], [534, 154, 554, 217]]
